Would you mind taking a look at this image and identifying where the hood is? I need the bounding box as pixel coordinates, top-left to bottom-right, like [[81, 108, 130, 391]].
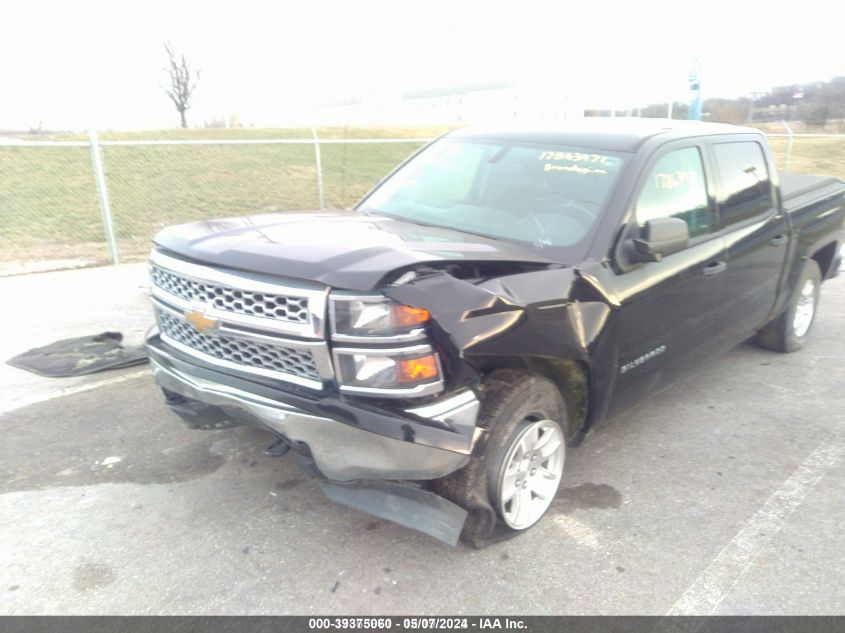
[[153, 210, 556, 291]]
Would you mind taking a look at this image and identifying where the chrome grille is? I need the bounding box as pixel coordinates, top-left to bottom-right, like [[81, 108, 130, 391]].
[[157, 309, 321, 382], [151, 265, 310, 324]]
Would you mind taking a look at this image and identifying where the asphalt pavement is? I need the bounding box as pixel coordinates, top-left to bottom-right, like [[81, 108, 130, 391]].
[[0, 264, 842, 615]]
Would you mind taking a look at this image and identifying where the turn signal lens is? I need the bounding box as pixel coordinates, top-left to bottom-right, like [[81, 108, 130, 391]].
[[391, 304, 430, 328], [397, 354, 439, 383], [330, 295, 430, 337]]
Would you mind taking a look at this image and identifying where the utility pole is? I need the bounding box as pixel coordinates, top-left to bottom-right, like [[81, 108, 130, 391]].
[[747, 91, 761, 124], [688, 60, 702, 120]]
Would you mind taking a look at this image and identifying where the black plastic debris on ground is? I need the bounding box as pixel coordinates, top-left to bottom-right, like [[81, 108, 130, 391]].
[[7, 332, 148, 377]]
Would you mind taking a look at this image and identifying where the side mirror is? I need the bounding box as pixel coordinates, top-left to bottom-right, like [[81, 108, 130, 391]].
[[628, 217, 689, 262]]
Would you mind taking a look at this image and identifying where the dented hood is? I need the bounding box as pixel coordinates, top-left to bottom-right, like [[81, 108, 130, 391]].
[[153, 210, 556, 290]]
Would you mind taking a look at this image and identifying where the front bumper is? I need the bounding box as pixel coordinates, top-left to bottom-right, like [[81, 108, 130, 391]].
[[147, 331, 478, 483]]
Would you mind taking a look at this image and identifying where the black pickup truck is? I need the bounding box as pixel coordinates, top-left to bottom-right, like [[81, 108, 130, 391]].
[[145, 119, 845, 546]]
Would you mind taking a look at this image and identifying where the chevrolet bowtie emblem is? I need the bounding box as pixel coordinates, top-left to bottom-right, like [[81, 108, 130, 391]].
[[184, 309, 219, 333]]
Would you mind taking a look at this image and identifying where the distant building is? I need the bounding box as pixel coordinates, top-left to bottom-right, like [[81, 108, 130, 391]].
[[313, 82, 584, 126]]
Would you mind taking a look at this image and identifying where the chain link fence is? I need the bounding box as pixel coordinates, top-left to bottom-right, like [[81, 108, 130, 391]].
[[1, 128, 844, 273], [0, 132, 432, 272], [767, 134, 845, 181]]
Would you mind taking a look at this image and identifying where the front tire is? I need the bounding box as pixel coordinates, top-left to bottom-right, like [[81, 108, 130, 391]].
[[756, 260, 822, 353], [492, 418, 565, 530], [433, 370, 568, 547]]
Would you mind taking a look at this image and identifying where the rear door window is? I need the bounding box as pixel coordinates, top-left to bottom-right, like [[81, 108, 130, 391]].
[[713, 141, 774, 227]]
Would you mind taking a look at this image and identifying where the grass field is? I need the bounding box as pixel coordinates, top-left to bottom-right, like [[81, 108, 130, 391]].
[[0, 126, 452, 264], [767, 137, 845, 181], [1, 126, 843, 265]]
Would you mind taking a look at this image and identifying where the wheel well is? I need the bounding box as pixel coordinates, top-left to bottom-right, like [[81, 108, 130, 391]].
[[475, 356, 590, 439], [811, 241, 839, 279]]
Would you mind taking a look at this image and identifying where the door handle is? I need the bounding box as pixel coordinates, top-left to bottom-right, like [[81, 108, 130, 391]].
[[703, 261, 727, 277], [770, 234, 788, 246]]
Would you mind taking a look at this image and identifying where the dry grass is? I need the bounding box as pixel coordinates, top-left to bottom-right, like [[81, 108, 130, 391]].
[[767, 137, 845, 181]]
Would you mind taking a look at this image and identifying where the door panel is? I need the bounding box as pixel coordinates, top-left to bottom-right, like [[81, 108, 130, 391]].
[[710, 140, 789, 347], [606, 144, 726, 414], [717, 213, 789, 346], [609, 236, 725, 412]]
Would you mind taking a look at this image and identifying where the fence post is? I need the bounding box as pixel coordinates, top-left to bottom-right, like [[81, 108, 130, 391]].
[[781, 120, 794, 173], [89, 129, 120, 264], [311, 126, 325, 210]]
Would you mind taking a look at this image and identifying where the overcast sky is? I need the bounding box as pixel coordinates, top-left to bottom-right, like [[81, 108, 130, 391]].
[[1, 0, 843, 130]]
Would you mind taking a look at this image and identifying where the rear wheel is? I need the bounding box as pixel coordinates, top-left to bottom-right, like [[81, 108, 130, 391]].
[[433, 370, 568, 546], [756, 260, 822, 352]]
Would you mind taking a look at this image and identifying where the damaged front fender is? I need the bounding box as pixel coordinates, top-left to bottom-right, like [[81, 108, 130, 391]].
[[384, 264, 619, 439]]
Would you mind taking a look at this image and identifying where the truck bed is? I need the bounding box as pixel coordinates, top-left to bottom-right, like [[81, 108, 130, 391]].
[[780, 173, 845, 213]]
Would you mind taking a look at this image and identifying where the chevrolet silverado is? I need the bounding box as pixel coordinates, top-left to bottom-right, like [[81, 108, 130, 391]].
[[145, 119, 845, 546]]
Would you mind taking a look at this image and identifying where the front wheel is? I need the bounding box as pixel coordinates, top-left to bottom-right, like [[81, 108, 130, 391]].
[[492, 418, 565, 530], [756, 260, 822, 353], [433, 370, 568, 546]]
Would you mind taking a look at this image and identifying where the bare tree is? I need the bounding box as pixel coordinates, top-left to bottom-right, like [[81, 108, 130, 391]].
[[163, 42, 199, 128]]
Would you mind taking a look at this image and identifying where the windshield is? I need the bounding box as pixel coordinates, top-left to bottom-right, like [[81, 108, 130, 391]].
[[359, 138, 628, 253]]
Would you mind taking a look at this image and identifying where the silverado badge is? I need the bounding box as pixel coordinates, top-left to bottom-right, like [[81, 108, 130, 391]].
[[184, 309, 219, 333]]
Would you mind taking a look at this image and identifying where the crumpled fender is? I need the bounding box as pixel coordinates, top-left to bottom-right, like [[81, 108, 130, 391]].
[[385, 264, 619, 439]]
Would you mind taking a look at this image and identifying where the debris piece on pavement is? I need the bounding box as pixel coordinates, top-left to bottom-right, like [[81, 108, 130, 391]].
[[7, 332, 148, 377]]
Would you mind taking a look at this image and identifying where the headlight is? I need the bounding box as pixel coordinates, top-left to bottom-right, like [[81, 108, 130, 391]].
[[330, 295, 429, 339], [333, 346, 443, 397]]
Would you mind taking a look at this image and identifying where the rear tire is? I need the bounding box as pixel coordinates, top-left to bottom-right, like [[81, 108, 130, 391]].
[[433, 370, 568, 547], [756, 260, 822, 353]]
